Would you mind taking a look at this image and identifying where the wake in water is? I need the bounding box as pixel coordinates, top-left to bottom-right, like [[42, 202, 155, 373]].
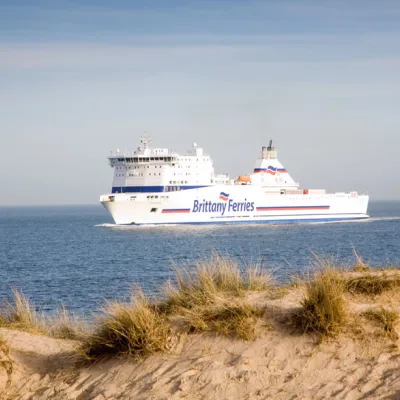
[[95, 223, 180, 229], [95, 216, 400, 229], [368, 216, 400, 221]]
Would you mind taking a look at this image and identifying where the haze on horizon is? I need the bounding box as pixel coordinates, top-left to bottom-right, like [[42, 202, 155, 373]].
[[1, 0, 399, 206]]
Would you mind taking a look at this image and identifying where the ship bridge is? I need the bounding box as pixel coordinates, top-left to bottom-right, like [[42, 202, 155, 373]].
[[108, 137, 224, 193]]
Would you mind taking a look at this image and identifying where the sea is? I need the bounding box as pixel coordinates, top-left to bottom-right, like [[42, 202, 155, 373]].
[[1, 201, 399, 316]]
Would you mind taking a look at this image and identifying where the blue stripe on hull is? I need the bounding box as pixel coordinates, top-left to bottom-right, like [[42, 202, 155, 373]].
[[112, 185, 209, 193], [122, 216, 368, 226]]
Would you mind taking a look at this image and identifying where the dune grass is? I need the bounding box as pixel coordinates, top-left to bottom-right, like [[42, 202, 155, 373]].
[[293, 267, 346, 336], [346, 273, 400, 295], [352, 251, 370, 272], [162, 254, 270, 341], [177, 300, 263, 341], [0, 335, 13, 387], [363, 307, 399, 340], [46, 306, 88, 340], [80, 294, 171, 361], [6, 255, 400, 364], [0, 289, 46, 334], [80, 254, 271, 363], [164, 253, 271, 311], [0, 257, 271, 363], [0, 290, 87, 341]]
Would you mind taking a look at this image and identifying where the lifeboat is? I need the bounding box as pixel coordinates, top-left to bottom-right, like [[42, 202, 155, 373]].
[[236, 175, 251, 185]]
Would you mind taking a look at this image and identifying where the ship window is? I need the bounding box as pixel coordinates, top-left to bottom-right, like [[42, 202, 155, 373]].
[[150, 208, 157, 212]]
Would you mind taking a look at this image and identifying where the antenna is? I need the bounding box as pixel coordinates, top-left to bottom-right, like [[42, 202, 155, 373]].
[[267, 139, 273, 151], [140, 135, 152, 150]]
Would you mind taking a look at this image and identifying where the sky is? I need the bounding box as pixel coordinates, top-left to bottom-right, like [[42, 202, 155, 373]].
[[1, 0, 400, 205]]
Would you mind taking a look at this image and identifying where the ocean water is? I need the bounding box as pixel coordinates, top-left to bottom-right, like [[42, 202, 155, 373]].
[[1, 201, 399, 316]]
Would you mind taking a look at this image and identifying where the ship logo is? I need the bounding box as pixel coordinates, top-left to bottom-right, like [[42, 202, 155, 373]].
[[219, 192, 229, 201], [253, 166, 287, 175]]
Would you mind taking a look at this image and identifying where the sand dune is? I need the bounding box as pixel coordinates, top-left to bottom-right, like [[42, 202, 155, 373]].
[[2, 281, 400, 400]]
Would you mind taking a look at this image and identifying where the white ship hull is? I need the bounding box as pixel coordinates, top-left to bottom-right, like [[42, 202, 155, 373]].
[[101, 186, 369, 226]]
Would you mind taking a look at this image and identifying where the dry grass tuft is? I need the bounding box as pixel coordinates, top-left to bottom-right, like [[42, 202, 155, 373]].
[[80, 293, 171, 362], [352, 250, 370, 272], [363, 307, 399, 340], [46, 306, 88, 340], [0, 335, 13, 387], [162, 254, 269, 340], [293, 267, 346, 336], [178, 301, 263, 341], [0, 289, 46, 334], [347, 274, 400, 295], [245, 266, 271, 291], [164, 253, 271, 311]]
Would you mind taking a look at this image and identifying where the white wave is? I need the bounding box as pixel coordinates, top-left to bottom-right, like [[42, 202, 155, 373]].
[[368, 216, 400, 222], [94, 223, 137, 229], [95, 216, 400, 229], [94, 223, 117, 227]]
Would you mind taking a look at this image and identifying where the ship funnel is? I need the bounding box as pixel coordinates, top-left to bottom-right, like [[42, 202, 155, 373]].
[[261, 140, 277, 159]]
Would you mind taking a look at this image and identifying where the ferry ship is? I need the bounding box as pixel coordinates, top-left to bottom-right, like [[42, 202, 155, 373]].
[[100, 138, 369, 225]]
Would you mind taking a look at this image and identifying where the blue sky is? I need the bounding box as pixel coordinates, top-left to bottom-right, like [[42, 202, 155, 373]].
[[2, 0, 400, 40], [1, 0, 400, 204]]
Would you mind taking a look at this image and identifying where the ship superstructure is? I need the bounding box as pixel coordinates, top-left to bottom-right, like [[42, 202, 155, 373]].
[[100, 138, 369, 225], [108, 137, 229, 194]]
